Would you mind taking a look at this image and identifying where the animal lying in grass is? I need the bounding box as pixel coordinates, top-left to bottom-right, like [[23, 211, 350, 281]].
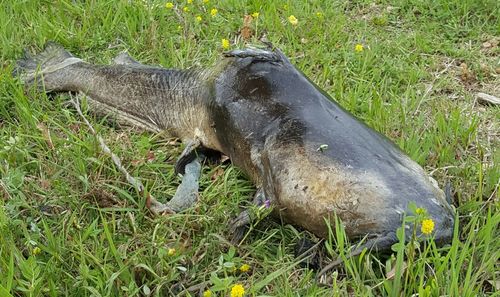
[[15, 42, 455, 257]]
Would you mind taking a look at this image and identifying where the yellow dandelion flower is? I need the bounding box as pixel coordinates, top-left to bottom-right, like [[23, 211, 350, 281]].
[[32, 246, 41, 256], [421, 219, 435, 235], [210, 8, 218, 17], [187, 0, 193, 4], [203, 290, 212, 297], [230, 284, 245, 297], [251, 12, 259, 18], [316, 12, 323, 18], [196, 15, 202, 22], [221, 38, 230, 49], [416, 207, 426, 215], [355, 43, 364, 52], [165, 2, 174, 9], [239, 264, 250, 272], [288, 15, 298, 26], [167, 248, 176, 256], [183, 6, 190, 12]]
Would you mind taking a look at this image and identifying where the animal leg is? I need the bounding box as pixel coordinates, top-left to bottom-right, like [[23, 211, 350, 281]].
[[156, 139, 206, 212], [229, 188, 269, 244], [165, 156, 202, 212], [175, 139, 202, 175], [294, 238, 323, 270], [316, 231, 398, 281]]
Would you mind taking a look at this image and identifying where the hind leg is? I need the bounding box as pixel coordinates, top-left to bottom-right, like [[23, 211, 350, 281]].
[[229, 188, 270, 244]]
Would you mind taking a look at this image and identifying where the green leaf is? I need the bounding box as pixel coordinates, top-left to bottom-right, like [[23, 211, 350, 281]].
[[391, 242, 404, 252], [404, 216, 416, 223], [0, 284, 14, 297], [396, 226, 405, 241], [407, 201, 417, 213]]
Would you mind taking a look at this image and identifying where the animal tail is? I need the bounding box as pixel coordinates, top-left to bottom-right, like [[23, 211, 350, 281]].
[[13, 42, 83, 89]]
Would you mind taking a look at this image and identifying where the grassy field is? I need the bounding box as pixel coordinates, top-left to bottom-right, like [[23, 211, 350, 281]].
[[1, 0, 499, 296]]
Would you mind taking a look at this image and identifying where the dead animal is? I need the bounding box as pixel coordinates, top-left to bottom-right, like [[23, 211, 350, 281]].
[[14, 42, 455, 259]]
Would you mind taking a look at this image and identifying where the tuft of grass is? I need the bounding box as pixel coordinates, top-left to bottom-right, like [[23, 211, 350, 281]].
[[1, 0, 498, 296]]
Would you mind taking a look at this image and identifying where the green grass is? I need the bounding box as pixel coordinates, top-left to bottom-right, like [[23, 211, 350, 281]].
[[1, 0, 499, 296]]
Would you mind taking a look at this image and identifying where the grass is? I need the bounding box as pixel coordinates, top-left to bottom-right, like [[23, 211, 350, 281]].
[[0, 0, 499, 296]]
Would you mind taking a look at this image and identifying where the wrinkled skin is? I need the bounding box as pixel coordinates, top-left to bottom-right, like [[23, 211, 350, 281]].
[[15, 44, 455, 248]]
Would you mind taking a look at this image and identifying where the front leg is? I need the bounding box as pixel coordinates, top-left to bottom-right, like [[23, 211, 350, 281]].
[[167, 138, 208, 211], [149, 140, 205, 214], [166, 156, 203, 212], [175, 139, 202, 175], [148, 156, 203, 214]]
